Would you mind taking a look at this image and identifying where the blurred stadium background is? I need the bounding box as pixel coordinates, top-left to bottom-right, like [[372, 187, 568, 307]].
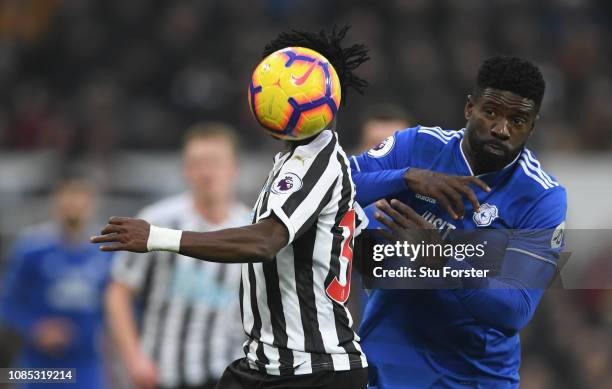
[[0, 0, 611, 388]]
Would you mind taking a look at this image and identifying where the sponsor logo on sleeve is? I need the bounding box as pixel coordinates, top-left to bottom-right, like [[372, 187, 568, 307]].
[[415, 193, 437, 204]]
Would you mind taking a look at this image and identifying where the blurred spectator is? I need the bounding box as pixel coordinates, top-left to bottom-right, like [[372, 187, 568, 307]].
[[105, 123, 249, 389], [0, 1, 610, 153], [0, 178, 110, 389], [357, 103, 411, 152], [346, 102, 410, 330], [520, 288, 612, 389]]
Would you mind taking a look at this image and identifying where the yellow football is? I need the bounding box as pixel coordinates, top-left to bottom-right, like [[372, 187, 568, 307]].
[[248, 47, 341, 141]]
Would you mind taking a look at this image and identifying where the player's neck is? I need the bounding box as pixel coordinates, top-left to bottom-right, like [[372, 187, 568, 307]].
[[461, 137, 495, 176], [287, 135, 316, 151], [460, 138, 479, 175], [193, 196, 231, 225], [286, 121, 336, 151]]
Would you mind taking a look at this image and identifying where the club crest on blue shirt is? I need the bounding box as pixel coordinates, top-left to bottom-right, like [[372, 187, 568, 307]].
[[271, 172, 302, 195], [472, 203, 499, 227], [367, 135, 395, 158]]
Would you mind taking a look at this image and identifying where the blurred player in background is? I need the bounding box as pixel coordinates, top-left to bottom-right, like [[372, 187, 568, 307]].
[[92, 28, 370, 389], [351, 56, 567, 388], [347, 104, 411, 329], [0, 178, 110, 389], [106, 123, 250, 389], [358, 104, 411, 152]]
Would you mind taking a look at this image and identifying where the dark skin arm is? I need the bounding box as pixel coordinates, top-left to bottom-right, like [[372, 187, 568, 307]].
[[404, 168, 491, 220], [374, 198, 446, 271], [90, 216, 289, 263]]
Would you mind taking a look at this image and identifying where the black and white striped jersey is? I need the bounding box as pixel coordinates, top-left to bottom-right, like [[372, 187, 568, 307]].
[[111, 193, 251, 388], [241, 129, 368, 376]]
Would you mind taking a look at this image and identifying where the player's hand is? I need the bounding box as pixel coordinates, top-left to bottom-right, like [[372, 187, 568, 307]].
[[90, 217, 150, 252], [403, 168, 491, 219], [32, 318, 74, 355], [374, 199, 446, 270], [127, 352, 158, 389]]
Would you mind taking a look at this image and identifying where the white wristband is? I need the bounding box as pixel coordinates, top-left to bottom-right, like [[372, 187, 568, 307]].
[[147, 225, 183, 253]]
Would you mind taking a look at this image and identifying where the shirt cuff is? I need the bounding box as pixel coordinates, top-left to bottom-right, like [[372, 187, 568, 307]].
[[258, 206, 296, 245]]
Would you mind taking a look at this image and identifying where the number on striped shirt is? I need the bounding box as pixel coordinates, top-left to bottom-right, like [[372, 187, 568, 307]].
[[325, 209, 355, 303]]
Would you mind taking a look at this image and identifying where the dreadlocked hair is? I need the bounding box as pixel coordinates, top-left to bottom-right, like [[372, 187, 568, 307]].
[[262, 25, 370, 105]]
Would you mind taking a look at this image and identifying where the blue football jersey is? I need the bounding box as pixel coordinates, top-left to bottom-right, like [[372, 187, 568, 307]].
[[350, 126, 567, 388], [0, 222, 111, 389]]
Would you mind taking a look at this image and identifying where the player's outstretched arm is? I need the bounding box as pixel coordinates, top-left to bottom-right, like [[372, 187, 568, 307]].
[[90, 216, 288, 263], [351, 164, 491, 219]]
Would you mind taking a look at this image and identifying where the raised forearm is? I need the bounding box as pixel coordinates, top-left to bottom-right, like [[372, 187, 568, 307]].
[[352, 169, 409, 206], [452, 284, 543, 332]]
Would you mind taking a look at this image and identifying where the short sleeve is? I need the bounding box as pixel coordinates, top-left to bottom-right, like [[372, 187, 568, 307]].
[[257, 136, 340, 244]]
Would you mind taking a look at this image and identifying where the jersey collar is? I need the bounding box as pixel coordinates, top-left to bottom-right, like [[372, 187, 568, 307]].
[[274, 130, 333, 163]]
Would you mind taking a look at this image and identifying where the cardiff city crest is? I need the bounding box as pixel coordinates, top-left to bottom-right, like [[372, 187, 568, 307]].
[[472, 203, 499, 227]]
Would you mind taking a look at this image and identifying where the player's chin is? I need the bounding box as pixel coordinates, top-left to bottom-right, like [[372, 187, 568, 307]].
[[477, 150, 509, 170]]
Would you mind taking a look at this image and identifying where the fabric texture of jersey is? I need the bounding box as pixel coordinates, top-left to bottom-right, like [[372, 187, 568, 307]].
[[350, 125, 567, 388], [241, 129, 368, 376], [111, 193, 250, 388]]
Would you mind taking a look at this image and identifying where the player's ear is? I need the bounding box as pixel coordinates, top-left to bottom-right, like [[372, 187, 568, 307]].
[[533, 113, 540, 125], [527, 113, 539, 137], [464, 94, 474, 120], [527, 109, 539, 132]]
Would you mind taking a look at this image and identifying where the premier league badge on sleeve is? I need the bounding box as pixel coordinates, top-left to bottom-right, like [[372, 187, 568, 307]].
[[472, 203, 499, 227], [367, 135, 395, 158], [551, 221, 566, 248], [271, 173, 303, 195]]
